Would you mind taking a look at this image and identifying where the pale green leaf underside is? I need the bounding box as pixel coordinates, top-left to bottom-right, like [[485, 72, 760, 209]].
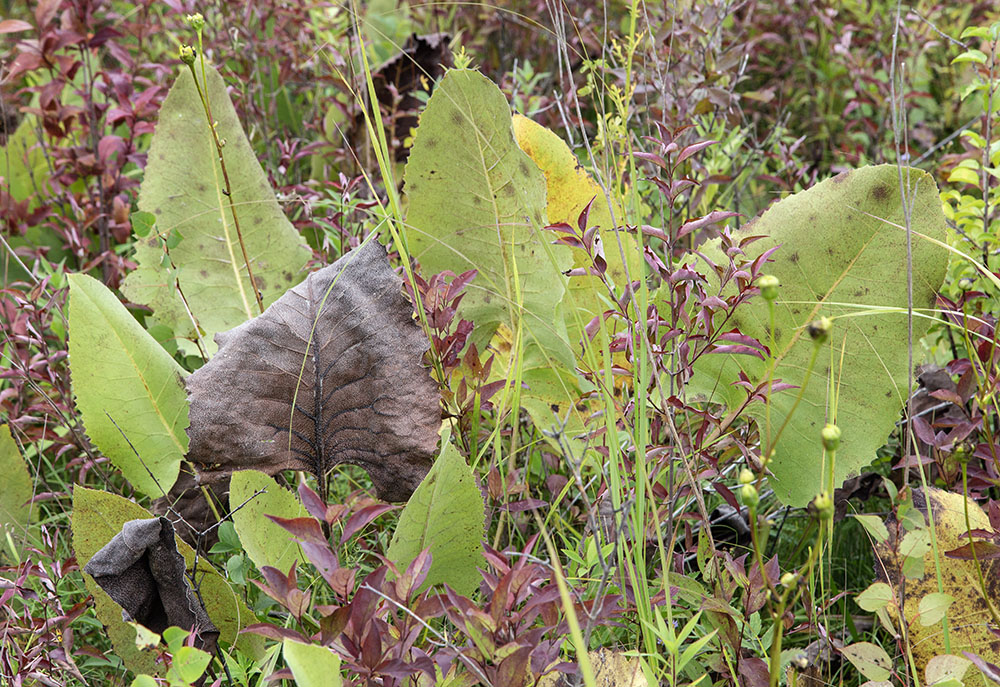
[[68, 273, 189, 497], [122, 62, 311, 355], [0, 424, 34, 534], [387, 440, 485, 596], [404, 68, 574, 370], [283, 638, 343, 687], [229, 470, 305, 574], [692, 165, 948, 506], [71, 486, 260, 675]]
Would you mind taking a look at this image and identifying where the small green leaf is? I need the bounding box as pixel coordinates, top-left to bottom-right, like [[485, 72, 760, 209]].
[[164, 227, 184, 249], [854, 514, 889, 544], [387, 440, 485, 596], [229, 470, 305, 573], [856, 582, 893, 612], [167, 646, 212, 685], [283, 638, 343, 687], [948, 167, 981, 187], [841, 642, 893, 682], [953, 49, 988, 65], [917, 592, 955, 627], [131, 211, 156, 238], [131, 676, 159, 687]]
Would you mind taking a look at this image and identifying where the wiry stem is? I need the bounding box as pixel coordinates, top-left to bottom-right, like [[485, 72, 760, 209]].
[[186, 42, 264, 314]]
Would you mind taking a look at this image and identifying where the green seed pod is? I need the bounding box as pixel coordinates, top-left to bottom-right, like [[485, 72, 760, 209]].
[[179, 44, 197, 66], [811, 491, 834, 521], [780, 572, 797, 587], [758, 274, 780, 302], [957, 277, 974, 292], [807, 316, 833, 344], [821, 424, 841, 452], [952, 441, 972, 466], [741, 482, 759, 508], [186, 13, 205, 31], [738, 468, 755, 485]]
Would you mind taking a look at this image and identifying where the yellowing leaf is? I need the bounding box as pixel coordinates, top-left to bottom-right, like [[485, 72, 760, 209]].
[[0, 424, 34, 535], [874, 488, 1000, 686]]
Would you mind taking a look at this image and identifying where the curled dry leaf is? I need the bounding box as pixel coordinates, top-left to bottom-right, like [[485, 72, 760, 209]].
[[162, 240, 440, 539], [83, 517, 219, 655]]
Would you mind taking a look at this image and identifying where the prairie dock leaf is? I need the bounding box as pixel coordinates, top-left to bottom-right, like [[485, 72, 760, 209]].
[[387, 440, 485, 596], [68, 274, 189, 497], [122, 61, 311, 355], [692, 165, 948, 506], [404, 69, 574, 370]]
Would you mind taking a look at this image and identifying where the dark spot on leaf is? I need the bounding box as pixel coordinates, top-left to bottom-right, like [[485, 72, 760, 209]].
[[871, 184, 890, 202], [550, 404, 559, 412], [450, 110, 463, 126], [284, 272, 293, 283], [253, 217, 262, 225], [789, 251, 799, 264], [200, 270, 208, 278]]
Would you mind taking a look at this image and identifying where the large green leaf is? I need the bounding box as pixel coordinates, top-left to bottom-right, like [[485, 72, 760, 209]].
[[68, 274, 189, 497], [121, 62, 311, 355], [0, 424, 34, 536], [404, 69, 573, 370], [229, 470, 305, 573], [71, 486, 261, 675], [283, 638, 343, 687], [693, 165, 948, 506], [386, 440, 485, 596]]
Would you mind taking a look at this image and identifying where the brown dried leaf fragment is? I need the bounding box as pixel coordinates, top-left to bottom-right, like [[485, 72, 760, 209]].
[[174, 240, 439, 531], [367, 33, 453, 162], [83, 517, 219, 655]]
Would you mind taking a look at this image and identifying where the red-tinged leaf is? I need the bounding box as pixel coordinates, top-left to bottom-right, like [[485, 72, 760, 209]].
[[963, 651, 1000, 685], [0, 19, 33, 34], [300, 540, 340, 585], [340, 503, 397, 544], [715, 330, 767, 352], [678, 211, 739, 239], [578, 195, 597, 233], [397, 549, 433, 600], [241, 624, 308, 643], [361, 626, 383, 669], [34, 0, 59, 26], [929, 388, 964, 405], [297, 480, 327, 522], [266, 515, 324, 543], [501, 499, 547, 512], [676, 140, 718, 164], [633, 151, 667, 169], [700, 296, 727, 310], [638, 225, 670, 242], [709, 344, 766, 360], [945, 541, 1000, 560]]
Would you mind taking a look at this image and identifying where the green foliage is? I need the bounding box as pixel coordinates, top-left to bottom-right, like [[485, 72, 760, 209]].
[[404, 68, 574, 369], [68, 273, 190, 497], [386, 440, 485, 596], [0, 424, 34, 535], [229, 470, 306, 574], [1, 117, 47, 204], [71, 486, 261, 675], [283, 638, 343, 687], [694, 165, 948, 506], [121, 62, 311, 356]]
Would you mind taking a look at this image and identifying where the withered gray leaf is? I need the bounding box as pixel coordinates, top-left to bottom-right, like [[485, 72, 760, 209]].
[[83, 517, 219, 654], [178, 239, 439, 515]]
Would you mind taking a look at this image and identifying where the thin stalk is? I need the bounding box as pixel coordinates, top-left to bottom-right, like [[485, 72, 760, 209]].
[[187, 35, 264, 314]]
